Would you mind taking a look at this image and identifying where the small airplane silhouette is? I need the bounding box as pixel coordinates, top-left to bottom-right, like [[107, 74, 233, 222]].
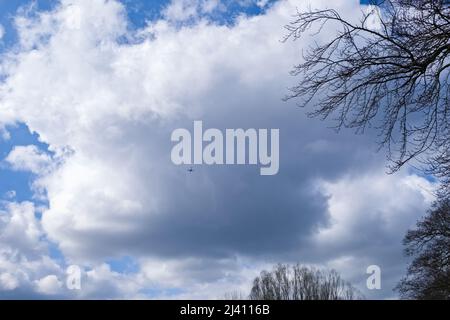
[[187, 167, 194, 173]]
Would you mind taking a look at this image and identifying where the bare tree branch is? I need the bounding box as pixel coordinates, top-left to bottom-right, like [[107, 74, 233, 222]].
[[249, 264, 363, 300], [285, 0, 450, 194]]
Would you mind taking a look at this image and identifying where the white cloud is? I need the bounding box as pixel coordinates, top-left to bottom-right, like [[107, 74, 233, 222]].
[[0, 273, 19, 291], [314, 172, 435, 245], [0, 24, 4, 40], [0, 202, 44, 254], [34, 275, 63, 295], [1, 0, 317, 261], [5, 145, 52, 175], [304, 171, 436, 298], [0, 201, 65, 297]]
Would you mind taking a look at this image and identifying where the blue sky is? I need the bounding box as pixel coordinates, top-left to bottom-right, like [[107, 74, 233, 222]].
[[0, 124, 43, 203], [0, 0, 436, 300]]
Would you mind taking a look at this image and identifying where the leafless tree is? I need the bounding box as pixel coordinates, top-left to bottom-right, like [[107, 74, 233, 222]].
[[284, 0, 450, 194], [223, 290, 246, 300], [396, 197, 450, 299], [249, 264, 363, 300]]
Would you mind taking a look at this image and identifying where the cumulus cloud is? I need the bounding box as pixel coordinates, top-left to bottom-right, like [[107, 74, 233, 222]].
[[5, 145, 53, 175], [34, 275, 63, 295], [0, 201, 63, 298], [0, 202, 44, 254], [310, 171, 435, 298], [0, 0, 436, 299]]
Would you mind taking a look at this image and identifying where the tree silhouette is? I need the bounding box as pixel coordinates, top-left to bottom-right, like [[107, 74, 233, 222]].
[[284, 0, 450, 195], [396, 197, 450, 299], [249, 264, 362, 300]]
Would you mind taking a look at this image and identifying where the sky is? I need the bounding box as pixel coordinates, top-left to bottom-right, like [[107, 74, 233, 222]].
[[0, 0, 437, 299]]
